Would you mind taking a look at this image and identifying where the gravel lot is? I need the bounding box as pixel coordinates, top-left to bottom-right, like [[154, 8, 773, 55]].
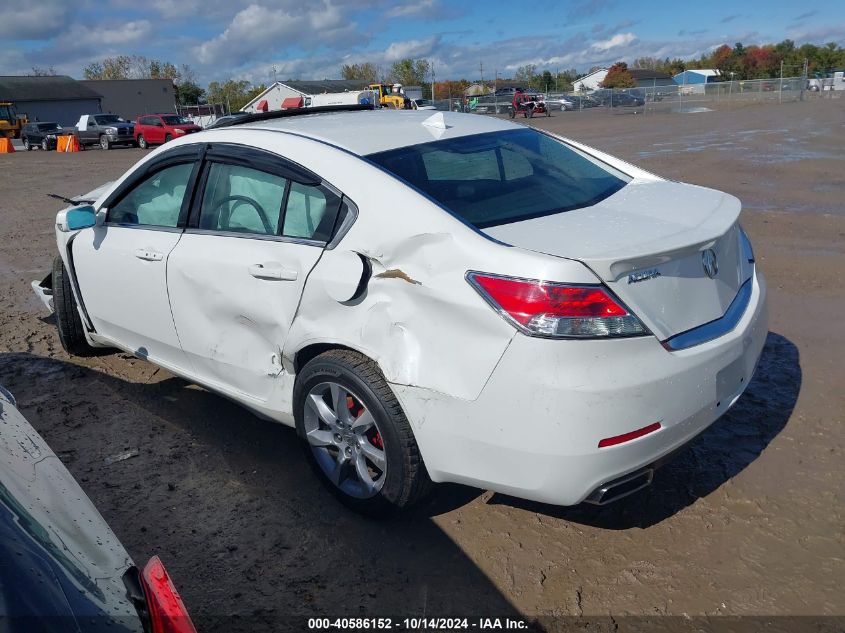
[[0, 99, 842, 632]]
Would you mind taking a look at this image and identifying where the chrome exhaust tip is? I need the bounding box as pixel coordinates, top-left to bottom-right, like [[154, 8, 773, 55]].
[[584, 468, 654, 505]]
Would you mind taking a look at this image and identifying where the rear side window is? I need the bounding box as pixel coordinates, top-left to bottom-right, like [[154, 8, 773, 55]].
[[283, 182, 341, 241], [198, 163, 285, 235], [368, 128, 630, 228], [107, 163, 193, 227]]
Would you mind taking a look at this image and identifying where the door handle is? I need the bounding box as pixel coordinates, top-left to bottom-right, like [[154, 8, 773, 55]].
[[134, 248, 163, 261], [248, 263, 298, 281]]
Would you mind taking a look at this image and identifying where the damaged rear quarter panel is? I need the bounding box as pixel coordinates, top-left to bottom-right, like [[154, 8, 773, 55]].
[[218, 129, 604, 401]]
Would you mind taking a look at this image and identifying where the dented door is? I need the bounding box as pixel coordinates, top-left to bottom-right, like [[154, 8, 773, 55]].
[[166, 234, 322, 401], [165, 158, 339, 402]]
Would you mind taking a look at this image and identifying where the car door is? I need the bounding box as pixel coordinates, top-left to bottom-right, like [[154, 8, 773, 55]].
[[71, 147, 202, 373], [166, 145, 343, 402]]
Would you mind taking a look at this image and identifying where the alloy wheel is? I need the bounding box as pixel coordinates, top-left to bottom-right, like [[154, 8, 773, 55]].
[[303, 381, 387, 499]]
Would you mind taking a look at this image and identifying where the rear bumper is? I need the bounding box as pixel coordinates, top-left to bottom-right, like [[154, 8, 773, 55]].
[[393, 270, 768, 506]]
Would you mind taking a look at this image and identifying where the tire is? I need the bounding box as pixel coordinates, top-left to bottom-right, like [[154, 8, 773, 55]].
[[294, 349, 432, 517], [100, 135, 111, 150], [52, 255, 101, 357], [41, 139, 49, 151], [23, 138, 31, 151], [137, 135, 148, 149], [164, 134, 172, 143]]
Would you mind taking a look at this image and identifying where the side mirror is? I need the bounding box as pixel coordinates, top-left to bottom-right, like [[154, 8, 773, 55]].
[[65, 205, 97, 231]]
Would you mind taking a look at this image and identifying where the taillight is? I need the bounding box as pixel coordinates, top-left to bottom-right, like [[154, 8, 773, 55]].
[[467, 272, 647, 338], [141, 556, 197, 633]]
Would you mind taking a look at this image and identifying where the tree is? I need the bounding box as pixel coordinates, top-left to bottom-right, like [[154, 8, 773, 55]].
[[600, 62, 635, 88], [390, 58, 431, 86], [513, 64, 537, 87], [433, 79, 469, 99], [207, 79, 266, 112], [82, 55, 184, 81], [83, 56, 132, 80], [176, 82, 205, 105], [341, 62, 379, 83], [632, 57, 660, 70], [540, 70, 554, 92], [29, 66, 57, 76]]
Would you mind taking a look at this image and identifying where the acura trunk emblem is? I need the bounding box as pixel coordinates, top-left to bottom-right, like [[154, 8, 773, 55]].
[[702, 249, 718, 278]]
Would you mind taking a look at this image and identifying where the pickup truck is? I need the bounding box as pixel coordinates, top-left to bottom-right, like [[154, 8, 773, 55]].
[[73, 114, 136, 149]]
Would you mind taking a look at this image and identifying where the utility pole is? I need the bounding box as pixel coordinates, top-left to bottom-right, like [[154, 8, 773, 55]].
[[479, 61, 484, 90], [272, 65, 277, 84], [431, 61, 435, 100], [779, 60, 784, 104]]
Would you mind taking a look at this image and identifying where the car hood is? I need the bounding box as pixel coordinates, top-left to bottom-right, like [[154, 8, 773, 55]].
[[0, 391, 142, 632], [170, 124, 201, 131]]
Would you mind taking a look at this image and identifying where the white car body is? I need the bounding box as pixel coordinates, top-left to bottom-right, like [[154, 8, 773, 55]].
[[42, 110, 767, 507]]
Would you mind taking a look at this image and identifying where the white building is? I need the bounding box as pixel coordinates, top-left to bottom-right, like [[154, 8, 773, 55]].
[[241, 80, 370, 112], [573, 68, 608, 92]]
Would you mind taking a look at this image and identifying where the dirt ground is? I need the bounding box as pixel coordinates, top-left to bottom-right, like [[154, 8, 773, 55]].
[[0, 99, 842, 632]]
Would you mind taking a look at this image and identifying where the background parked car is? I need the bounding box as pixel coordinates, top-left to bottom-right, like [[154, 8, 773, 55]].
[[134, 114, 201, 149], [0, 384, 197, 632], [205, 112, 251, 129], [566, 95, 600, 109], [73, 114, 136, 150], [20, 122, 68, 150], [544, 95, 574, 111], [410, 98, 437, 111]]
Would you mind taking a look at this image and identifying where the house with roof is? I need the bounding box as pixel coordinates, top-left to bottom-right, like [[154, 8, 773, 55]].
[[674, 69, 722, 93], [241, 80, 371, 113], [573, 68, 608, 92], [0, 75, 102, 126]]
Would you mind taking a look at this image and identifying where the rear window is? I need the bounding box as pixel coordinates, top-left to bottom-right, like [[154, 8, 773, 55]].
[[367, 128, 630, 228]]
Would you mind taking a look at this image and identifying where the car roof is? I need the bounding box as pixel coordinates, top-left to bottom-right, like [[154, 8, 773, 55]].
[[235, 110, 517, 156]]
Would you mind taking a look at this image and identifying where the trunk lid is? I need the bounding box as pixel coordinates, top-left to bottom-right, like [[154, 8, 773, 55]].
[[482, 180, 750, 340]]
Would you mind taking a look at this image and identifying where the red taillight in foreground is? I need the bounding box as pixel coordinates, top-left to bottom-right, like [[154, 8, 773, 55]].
[[141, 556, 197, 633], [467, 272, 647, 338], [598, 422, 662, 448]]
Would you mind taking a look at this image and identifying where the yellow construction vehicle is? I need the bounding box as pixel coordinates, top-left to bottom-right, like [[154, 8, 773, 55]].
[[368, 83, 410, 109], [0, 102, 27, 138]]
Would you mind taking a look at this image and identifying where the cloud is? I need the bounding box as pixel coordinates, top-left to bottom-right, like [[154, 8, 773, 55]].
[[384, 36, 441, 61], [592, 32, 637, 51], [194, 2, 361, 67], [0, 0, 79, 39], [567, 0, 615, 20], [384, 0, 461, 20], [720, 14, 741, 24], [793, 10, 818, 21]]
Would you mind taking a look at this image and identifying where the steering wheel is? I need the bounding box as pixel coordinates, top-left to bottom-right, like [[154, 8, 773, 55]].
[[212, 195, 272, 233]]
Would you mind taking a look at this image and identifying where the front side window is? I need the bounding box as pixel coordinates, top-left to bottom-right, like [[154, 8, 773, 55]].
[[162, 115, 189, 125], [367, 128, 630, 228], [108, 162, 194, 227], [198, 163, 286, 235]]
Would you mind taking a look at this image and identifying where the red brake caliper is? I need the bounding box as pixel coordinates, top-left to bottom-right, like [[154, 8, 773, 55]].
[[347, 396, 383, 450]]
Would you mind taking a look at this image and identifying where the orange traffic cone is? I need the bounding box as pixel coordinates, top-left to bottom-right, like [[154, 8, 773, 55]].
[[0, 137, 16, 153], [57, 135, 81, 152]]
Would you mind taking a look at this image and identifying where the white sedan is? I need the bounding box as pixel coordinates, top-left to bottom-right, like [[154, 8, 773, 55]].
[[35, 108, 768, 515]]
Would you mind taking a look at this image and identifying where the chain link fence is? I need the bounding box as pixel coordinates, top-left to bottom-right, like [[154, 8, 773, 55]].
[[432, 76, 839, 116]]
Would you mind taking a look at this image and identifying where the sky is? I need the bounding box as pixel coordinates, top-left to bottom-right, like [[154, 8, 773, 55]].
[[2, 0, 843, 85]]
